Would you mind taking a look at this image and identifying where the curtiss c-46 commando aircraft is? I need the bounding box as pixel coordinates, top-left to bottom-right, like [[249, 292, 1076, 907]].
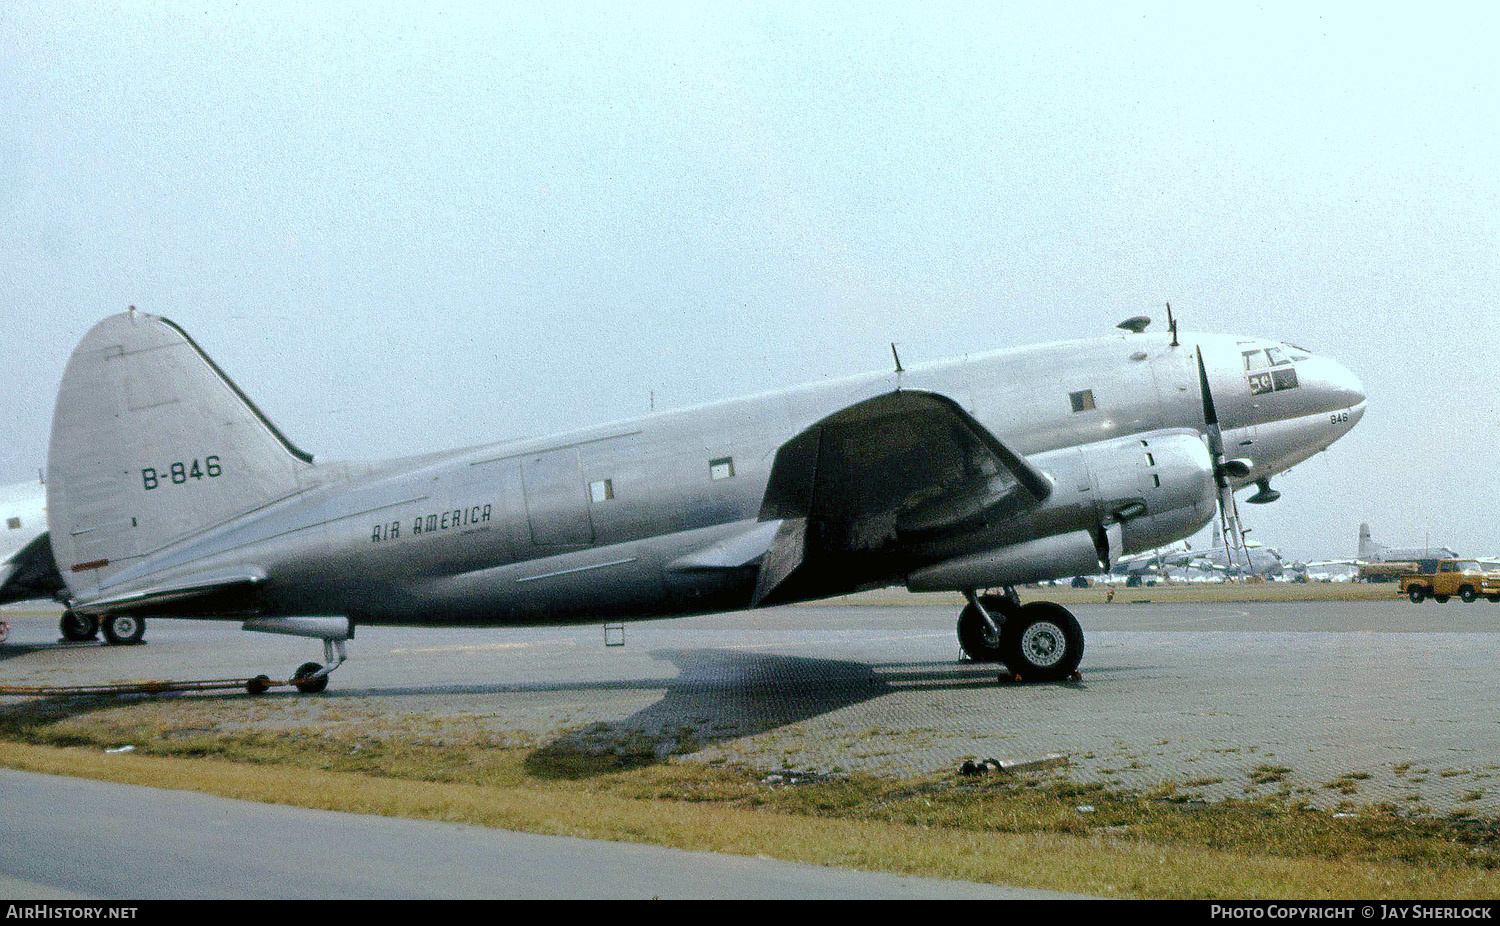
[[43, 311, 1364, 690]]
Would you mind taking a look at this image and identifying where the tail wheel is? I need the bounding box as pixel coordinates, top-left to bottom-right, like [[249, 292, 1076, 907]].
[[1003, 602, 1084, 682], [101, 614, 146, 646], [292, 661, 328, 694]]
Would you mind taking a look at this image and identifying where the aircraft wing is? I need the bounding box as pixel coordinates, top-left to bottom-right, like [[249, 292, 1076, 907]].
[[751, 389, 1052, 605]]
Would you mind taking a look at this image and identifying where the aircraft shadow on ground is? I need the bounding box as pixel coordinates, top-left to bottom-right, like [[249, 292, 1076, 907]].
[[0, 647, 1088, 776], [521, 648, 1085, 779]]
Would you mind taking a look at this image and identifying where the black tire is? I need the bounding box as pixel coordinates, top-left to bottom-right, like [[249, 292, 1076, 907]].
[[1435, 594, 1451, 603], [293, 661, 328, 694], [60, 610, 99, 642], [101, 614, 145, 646], [1461, 586, 1479, 603], [245, 675, 271, 695], [1408, 586, 1426, 603], [957, 595, 1013, 662], [1488, 596, 1500, 603], [1002, 602, 1084, 682]]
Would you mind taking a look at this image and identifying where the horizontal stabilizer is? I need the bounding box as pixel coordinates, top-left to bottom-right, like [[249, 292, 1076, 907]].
[[75, 566, 266, 615], [0, 533, 65, 606]]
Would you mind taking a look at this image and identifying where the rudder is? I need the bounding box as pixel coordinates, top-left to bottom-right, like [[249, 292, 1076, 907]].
[[47, 311, 315, 597]]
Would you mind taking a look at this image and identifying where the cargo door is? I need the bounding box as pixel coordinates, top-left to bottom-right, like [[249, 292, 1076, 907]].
[[522, 447, 594, 546]]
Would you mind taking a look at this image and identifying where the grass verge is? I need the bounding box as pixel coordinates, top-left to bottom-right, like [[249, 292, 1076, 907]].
[[2, 698, 1500, 899]]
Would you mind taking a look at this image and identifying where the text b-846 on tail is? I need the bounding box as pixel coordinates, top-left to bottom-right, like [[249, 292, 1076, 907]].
[[141, 456, 222, 490]]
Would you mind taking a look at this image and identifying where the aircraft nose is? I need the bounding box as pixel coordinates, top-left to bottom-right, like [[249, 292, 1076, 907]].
[[1327, 358, 1365, 409], [1301, 354, 1365, 415]]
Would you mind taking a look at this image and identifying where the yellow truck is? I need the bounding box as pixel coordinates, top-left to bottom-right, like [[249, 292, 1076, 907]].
[[1400, 559, 1500, 603]]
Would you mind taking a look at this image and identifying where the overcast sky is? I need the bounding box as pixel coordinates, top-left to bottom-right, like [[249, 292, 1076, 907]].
[[2, 3, 1497, 562]]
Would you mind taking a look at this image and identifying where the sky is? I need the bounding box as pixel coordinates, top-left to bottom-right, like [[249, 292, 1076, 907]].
[[2, 2, 1497, 563]]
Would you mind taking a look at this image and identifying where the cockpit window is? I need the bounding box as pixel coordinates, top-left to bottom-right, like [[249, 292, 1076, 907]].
[[1246, 343, 1303, 395]]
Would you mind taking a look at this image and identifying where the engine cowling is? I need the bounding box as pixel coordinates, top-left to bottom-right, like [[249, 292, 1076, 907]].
[[904, 429, 1217, 591], [1079, 429, 1218, 556]]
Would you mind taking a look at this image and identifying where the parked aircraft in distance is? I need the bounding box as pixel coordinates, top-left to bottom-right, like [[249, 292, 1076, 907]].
[[1108, 543, 1189, 583], [0, 478, 76, 633], [39, 310, 1365, 689], [1357, 523, 1460, 564], [1307, 524, 1464, 581], [1101, 523, 1296, 582], [1181, 522, 1298, 579]]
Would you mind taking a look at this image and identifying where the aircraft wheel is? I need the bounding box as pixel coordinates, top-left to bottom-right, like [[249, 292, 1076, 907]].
[[1408, 587, 1426, 603], [245, 675, 271, 695], [1003, 602, 1084, 682], [957, 594, 1015, 662], [1435, 594, 1451, 603], [60, 610, 99, 642], [1461, 586, 1479, 603], [292, 661, 329, 694], [101, 614, 146, 646]]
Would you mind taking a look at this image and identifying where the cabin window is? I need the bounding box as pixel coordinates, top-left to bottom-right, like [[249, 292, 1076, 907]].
[[590, 479, 614, 503], [5, 517, 18, 529], [1271, 367, 1299, 391], [709, 457, 735, 480], [1242, 349, 1268, 371], [1069, 389, 1095, 413], [1264, 346, 1290, 366]]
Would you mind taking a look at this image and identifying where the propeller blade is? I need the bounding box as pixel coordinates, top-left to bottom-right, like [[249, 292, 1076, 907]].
[[1195, 346, 1227, 469]]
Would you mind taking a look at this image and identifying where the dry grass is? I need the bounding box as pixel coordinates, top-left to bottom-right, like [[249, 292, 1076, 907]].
[[2, 699, 1499, 899]]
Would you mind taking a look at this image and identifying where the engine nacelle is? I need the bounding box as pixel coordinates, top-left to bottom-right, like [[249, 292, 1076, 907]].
[[903, 429, 1217, 591], [1078, 429, 1218, 555], [907, 529, 1102, 591]]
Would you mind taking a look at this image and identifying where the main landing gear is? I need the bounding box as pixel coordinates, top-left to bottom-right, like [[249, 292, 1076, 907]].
[[59, 610, 100, 642], [958, 588, 1084, 682], [60, 610, 146, 646]]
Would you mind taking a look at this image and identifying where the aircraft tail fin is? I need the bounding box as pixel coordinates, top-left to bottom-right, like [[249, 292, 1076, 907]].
[[47, 311, 315, 599], [1358, 522, 1382, 560]]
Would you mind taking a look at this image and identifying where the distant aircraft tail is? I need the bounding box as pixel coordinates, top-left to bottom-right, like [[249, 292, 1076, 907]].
[[1358, 522, 1385, 561], [47, 311, 316, 598]]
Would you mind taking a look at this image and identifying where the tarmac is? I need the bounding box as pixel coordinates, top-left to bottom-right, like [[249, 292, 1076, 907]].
[[3, 589, 1498, 816]]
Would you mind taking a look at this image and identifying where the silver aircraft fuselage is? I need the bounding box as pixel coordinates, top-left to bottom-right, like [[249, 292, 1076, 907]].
[[58, 324, 1363, 627]]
